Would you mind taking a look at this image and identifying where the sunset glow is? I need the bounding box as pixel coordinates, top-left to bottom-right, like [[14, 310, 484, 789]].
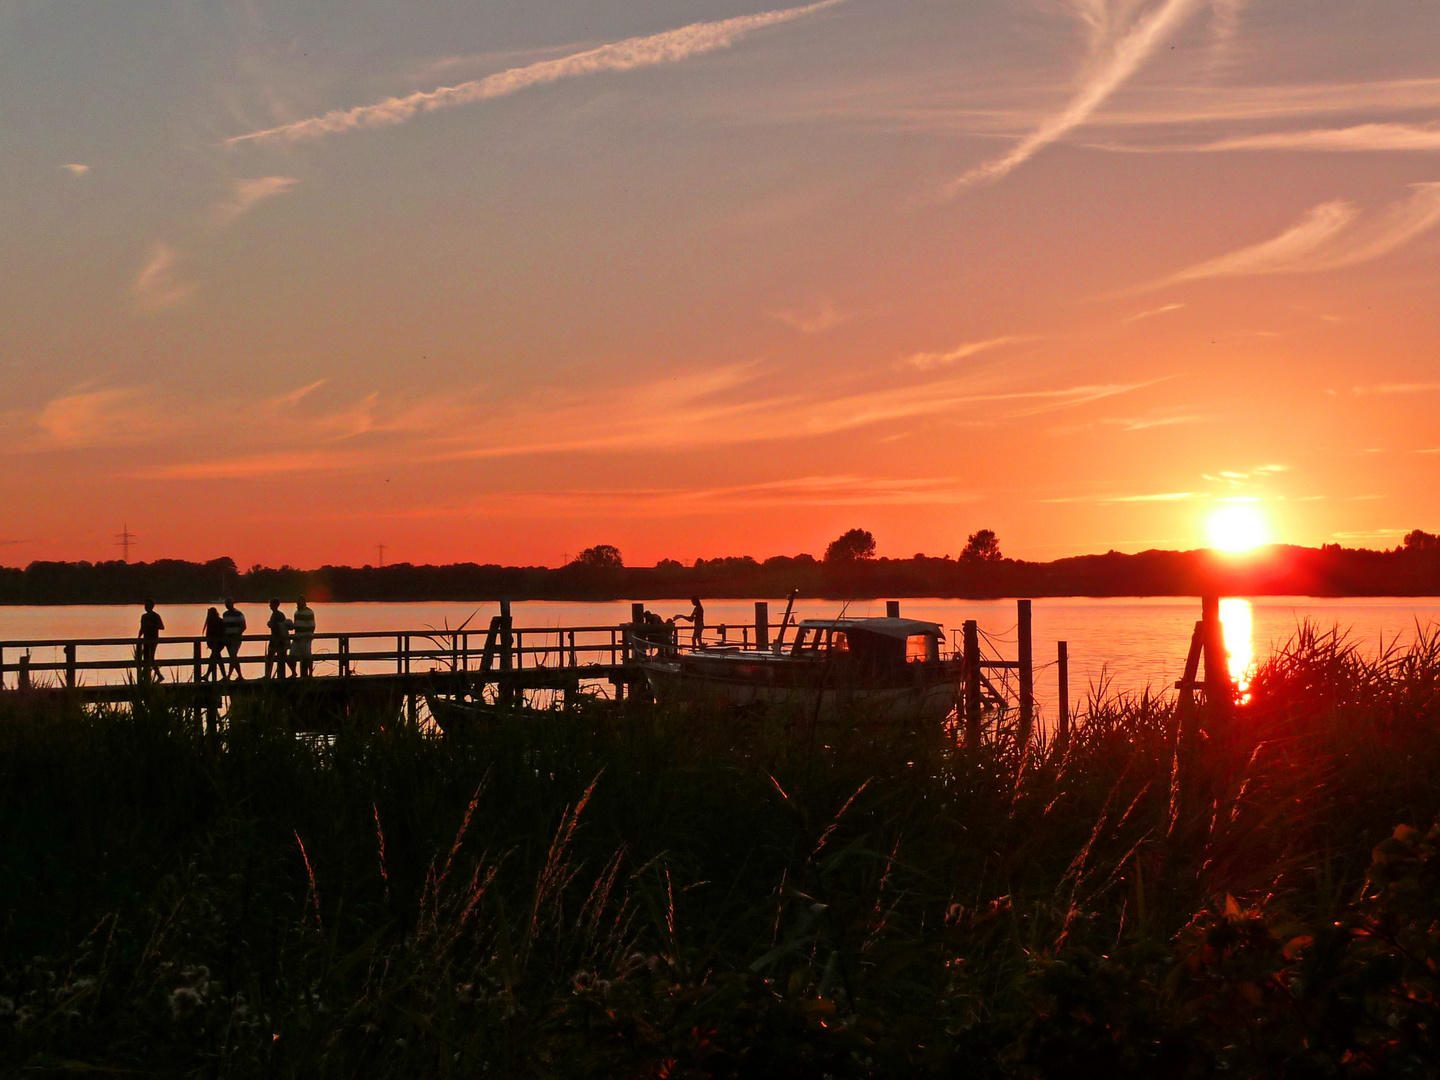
[[1206, 506, 1270, 553], [3, 2, 1439, 566]]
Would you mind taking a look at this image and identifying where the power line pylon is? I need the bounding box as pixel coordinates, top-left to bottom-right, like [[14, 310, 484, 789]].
[[116, 524, 138, 563]]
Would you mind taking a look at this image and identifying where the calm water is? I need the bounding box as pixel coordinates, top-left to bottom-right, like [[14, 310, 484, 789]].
[[3, 597, 1438, 720]]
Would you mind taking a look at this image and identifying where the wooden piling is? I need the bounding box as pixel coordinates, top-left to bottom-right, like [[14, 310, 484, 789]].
[[963, 620, 981, 745], [1017, 599, 1034, 747], [1201, 594, 1231, 708], [66, 644, 77, 689], [1057, 640, 1069, 744], [886, 600, 901, 618], [500, 600, 515, 707], [755, 602, 770, 652], [18, 653, 30, 691]]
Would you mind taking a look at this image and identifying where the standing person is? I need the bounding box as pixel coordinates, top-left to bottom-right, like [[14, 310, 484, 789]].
[[264, 598, 290, 680], [137, 600, 165, 682], [221, 598, 247, 680], [675, 597, 705, 647], [202, 607, 225, 681], [291, 596, 316, 678]]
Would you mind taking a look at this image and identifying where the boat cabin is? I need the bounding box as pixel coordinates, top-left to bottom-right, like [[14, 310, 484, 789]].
[[788, 618, 944, 669]]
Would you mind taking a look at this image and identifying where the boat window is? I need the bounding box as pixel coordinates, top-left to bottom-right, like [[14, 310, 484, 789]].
[[906, 634, 938, 663]]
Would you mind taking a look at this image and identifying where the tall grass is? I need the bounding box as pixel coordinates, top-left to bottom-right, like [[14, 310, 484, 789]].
[[2, 625, 1439, 1077]]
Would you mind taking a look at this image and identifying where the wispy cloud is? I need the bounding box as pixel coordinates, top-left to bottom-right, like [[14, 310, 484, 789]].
[[215, 176, 299, 224], [1039, 490, 1203, 503], [1354, 382, 1440, 395], [132, 243, 197, 312], [901, 335, 1034, 371], [772, 300, 851, 334], [1147, 183, 1440, 287], [1189, 122, 1440, 153], [35, 389, 160, 449], [947, 0, 1205, 191], [226, 0, 843, 146], [1122, 302, 1185, 323], [61, 163, 89, 177]]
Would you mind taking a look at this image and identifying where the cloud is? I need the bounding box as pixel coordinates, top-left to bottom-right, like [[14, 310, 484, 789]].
[[215, 176, 299, 224], [1354, 382, 1440, 395], [947, 0, 1205, 191], [901, 335, 1035, 371], [1189, 122, 1440, 153], [1039, 491, 1203, 503], [35, 388, 159, 449], [132, 243, 197, 312], [226, 0, 843, 146], [772, 301, 851, 334], [61, 163, 90, 177], [1147, 184, 1440, 287], [1122, 302, 1185, 323]]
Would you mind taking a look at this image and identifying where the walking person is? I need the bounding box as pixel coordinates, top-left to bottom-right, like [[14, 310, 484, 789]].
[[137, 600, 165, 682], [291, 596, 316, 678], [264, 598, 290, 680], [675, 597, 706, 648], [221, 598, 247, 680], [202, 606, 225, 681]]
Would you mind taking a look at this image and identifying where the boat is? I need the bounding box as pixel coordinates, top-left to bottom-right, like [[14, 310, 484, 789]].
[[638, 616, 961, 722]]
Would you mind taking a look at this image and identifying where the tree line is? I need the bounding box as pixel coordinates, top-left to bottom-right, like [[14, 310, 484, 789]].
[[2, 530, 1439, 605]]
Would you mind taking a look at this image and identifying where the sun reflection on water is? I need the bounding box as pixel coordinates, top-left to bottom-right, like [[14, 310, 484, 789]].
[[1219, 597, 1254, 697]]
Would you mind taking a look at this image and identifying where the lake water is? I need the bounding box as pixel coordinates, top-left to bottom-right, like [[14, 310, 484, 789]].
[[3, 597, 1438, 720]]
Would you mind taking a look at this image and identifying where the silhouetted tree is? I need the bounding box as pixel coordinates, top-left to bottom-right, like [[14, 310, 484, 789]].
[[824, 528, 876, 563], [961, 529, 1002, 562], [574, 544, 624, 568], [1404, 529, 1440, 551]]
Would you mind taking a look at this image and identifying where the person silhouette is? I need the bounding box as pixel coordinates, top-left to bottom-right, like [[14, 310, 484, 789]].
[[264, 598, 289, 679], [221, 598, 247, 680], [675, 597, 705, 647], [202, 606, 225, 681], [137, 600, 165, 682], [290, 596, 316, 677]]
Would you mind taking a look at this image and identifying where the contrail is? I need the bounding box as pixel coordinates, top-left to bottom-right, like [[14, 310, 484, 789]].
[[227, 0, 843, 146], [947, 0, 1205, 192]]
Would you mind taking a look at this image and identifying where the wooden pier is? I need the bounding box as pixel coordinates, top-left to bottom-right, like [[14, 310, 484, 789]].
[[0, 599, 1079, 740]]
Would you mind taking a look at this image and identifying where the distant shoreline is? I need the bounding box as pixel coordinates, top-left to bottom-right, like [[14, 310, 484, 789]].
[[2, 544, 1438, 605]]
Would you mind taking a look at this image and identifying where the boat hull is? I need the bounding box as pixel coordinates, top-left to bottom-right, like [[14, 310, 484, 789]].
[[640, 656, 959, 723]]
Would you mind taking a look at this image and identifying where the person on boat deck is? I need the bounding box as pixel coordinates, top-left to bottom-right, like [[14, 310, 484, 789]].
[[138, 600, 165, 682], [290, 596, 316, 677], [202, 607, 225, 681], [675, 597, 705, 647], [264, 598, 290, 679], [221, 598, 247, 680]]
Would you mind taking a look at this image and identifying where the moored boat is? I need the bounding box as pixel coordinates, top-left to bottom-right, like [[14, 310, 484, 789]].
[[639, 616, 960, 722]]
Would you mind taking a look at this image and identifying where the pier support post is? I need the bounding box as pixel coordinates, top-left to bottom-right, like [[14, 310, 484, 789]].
[[66, 644, 77, 689], [755, 602, 770, 652], [500, 600, 515, 708], [1201, 595, 1231, 714], [18, 654, 30, 692], [1017, 600, 1034, 749], [963, 621, 981, 745], [1057, 640, 1069, 746]]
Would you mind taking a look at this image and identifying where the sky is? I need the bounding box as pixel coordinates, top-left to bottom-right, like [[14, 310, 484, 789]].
[[3, 0, 1439, 568]]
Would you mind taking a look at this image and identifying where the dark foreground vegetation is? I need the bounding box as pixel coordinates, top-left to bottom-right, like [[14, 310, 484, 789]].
[[3, 629, 1440, 1077], [4, 535, 1440, 606]]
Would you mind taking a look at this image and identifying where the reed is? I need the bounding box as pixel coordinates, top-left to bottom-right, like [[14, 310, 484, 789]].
[[1, 624, 1438, 1076]]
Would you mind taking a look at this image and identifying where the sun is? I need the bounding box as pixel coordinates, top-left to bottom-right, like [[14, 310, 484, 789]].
[[1207, 505, 1269, 553]]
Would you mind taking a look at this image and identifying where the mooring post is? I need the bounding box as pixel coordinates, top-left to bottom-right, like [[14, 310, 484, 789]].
[[755, 602, 770, 652], [18, 653, 30, 692], [66, 643, 77, 689], [568, 630, 577, 668], [1057, 640, 1070, 744], [500, 600, 515, 707], [963, 620, 981, 745], [1017, 599, 1034, 748], [192, 640, 202, 684], [886, 600, 901, 618], [1201, 594, 1231, 709]]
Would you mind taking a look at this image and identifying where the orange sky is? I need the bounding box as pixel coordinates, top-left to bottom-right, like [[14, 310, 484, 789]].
[[3, 0, 1438, 567]]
